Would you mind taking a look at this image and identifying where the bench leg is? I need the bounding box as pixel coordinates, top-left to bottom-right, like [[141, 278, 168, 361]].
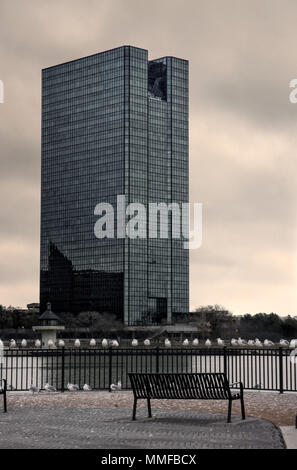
[[147, 398, 152, 418], [240, 393, 245, 420], [227, 400, 232, 423], [3, 392, 7, 413], [132, 398, 137, 421]]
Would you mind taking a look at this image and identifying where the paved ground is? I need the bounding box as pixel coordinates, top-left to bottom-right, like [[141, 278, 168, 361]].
[[6, 389, 297, 426], [280, 427, 297, 449], [0, 403, 285, 449]]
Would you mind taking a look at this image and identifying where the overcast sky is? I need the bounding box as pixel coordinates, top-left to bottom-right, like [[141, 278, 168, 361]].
[[0, 0, 296, 315]]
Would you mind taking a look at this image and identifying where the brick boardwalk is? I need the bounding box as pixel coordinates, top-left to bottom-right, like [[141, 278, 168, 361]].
[[0, 403, 285, 449]]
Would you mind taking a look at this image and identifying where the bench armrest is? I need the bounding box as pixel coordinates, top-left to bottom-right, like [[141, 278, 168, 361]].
[[229, 381, 243, 389]]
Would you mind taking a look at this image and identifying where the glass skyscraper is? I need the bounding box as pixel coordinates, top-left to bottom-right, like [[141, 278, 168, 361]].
[[40, 45, 188, 326]]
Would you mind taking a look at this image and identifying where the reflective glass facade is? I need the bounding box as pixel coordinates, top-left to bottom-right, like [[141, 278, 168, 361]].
[[40, 46, 188, 325]]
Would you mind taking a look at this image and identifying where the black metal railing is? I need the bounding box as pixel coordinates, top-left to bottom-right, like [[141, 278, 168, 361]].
[[0, 347, 296, 393]]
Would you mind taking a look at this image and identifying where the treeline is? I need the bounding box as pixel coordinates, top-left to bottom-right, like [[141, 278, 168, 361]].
[[0, 305, 123, 332], [235, 313, 297, 342], [0, 305, 39, 330], [1, 304, 297, 341], [188, 305, 297, 341]]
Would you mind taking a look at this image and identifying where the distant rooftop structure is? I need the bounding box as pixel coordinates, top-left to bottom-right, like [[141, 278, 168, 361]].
[[27, 303, 39, 311], [33, 302, 65, 348], [38, 302, 62, 325]]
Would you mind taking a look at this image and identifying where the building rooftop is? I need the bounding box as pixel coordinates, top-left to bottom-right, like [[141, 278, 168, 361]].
[[38, 302, 61, 322]]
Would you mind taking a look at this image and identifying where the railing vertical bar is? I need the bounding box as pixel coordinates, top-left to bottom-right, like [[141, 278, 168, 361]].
[[26, 349, 29, 390], [140, 349, 143, 376], [255, 350, 261, 387], [28, 349, 31, 389], [78, 349, 81, 387], [238, 349, 241, 388], [55, 348, 58, 390], [19, 349, 22, 390], [44, 349, 47, 386], [287, 348, 290, 391], [74, 348, 77, 384], [246, 350, 249, 389], [12, 350, 16, 391], [250, 349, 253, 388], [265, 349, 268, 390], [93, 348, 96, 389], [289, 349, 292, 391], [61, 347, 65, 392], [120, 349, 124, 388], [263, 348, 266, 390], [36, 348, 39, 388], [262, 349, 265, 390], [102, 348, 105, 389], [47, 349, 50, 385], [244, 350, 247, 388], [14, 349, 16, 389], [223, 347, 227, 377], [288, 348, 292, 391], [125, 348, 128, 389], [9, 349, 12, 390], [156, 347, 159, 374], [108, 347, 112, 391], [246, 349, 249, 387], [84, 348, 87, 386], [286, 348, 289, 391], [270, 350, 272, 390], [50, 348, 53, 388], [269, 349, 272, 390], [46, 348, 49, 385], [68, 348, 71, 385], [41, 349, 44, 389], [88, 348, 91, 388], [1, 352, 3, 385], [269, 350, 272, 390], [293, 350, 297, 392], [5, 349, 7, 387], [275, 348, 277, 391]]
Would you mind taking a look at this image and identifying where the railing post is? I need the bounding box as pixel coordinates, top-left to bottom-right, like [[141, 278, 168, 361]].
[[108, 347, 112, 392], [61, 346, 65, 393], [156, 346, 160, 374], [223, 346, 227, 376], [0, 353, 3, 382], [279, 346, 283, 394]]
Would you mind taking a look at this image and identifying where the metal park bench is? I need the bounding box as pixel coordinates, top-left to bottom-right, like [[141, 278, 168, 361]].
[[0, 379, 7, 412], [128, 372, 245, 423]]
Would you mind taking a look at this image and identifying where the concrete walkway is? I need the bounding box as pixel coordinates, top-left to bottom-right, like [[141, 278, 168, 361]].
[[280, 427, 297, 449], [0, 406, 285, 449]]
